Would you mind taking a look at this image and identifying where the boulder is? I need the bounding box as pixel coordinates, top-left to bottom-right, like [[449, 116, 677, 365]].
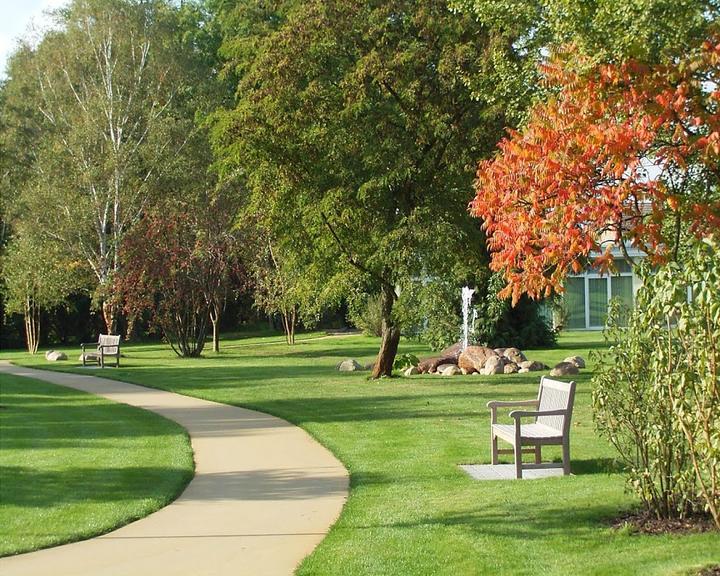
[[440, 342, 464, 360], [518, 368, 530, 373], [480, 356, 506, 375], [403, 366, 420, 377], [418, 356, 457, 374], [563, 355, 586, 369], [460, 367, 472, 375], [45, 350, 55, 360], [458, 346, 498, 373], [484, 355, 506, 372], [336, 359, 363, 372], [440, 365, 462, 376], [503, 363, 519, 374], [46, 351, 67, 362], [436, 363, 456, 373], [518, 360, 547, 372], [503, 347, 527, 364], [550, 362, 580, 377], [493, 348, 507, 357]]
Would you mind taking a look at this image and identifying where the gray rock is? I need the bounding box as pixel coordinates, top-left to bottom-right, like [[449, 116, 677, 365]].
[[45, 350, 55, 360], [441, 365, 462, 376], [518, 360, 547, 372], [503, 363, 519, 374], [550, 362, 580, 377], [403, 366, 420, 376], [481, 361, 505, 375], [46, 351, 67, 361], [484, 355, 506, 372], [503, 347, 527, 364], [493, 348, 507, 356], [336, 359, 363, 372], [518, 368, 530, 373], [563, 355, 586, 369]]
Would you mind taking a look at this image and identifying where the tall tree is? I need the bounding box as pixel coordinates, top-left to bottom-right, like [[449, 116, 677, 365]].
[[214, 0, 500, 376], [6, 0, 214, 334]]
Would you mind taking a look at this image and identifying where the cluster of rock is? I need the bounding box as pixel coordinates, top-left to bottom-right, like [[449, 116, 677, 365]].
[[45, 350, 67, 362], [334, 345, 586, 378], [410, 343, 585, 378]]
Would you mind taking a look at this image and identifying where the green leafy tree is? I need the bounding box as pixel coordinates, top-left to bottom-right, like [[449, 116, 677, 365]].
[[2, 231, 88, 353], [213, 0, 497, 376], [4, 0, 218, 334], [593, 237, 720, 528]]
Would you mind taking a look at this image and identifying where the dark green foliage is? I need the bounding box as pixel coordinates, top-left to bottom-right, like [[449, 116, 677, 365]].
[[474, 274, 557, 349]]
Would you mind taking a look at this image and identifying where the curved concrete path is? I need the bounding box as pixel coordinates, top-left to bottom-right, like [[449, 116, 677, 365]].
[[0, 362, 348, 576]]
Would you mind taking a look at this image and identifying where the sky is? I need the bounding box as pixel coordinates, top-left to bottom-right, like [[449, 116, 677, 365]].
[[0, 0, 68, 79]]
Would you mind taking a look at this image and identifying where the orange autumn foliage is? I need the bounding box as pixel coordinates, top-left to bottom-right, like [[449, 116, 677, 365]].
[[471, 40, 720, 304]]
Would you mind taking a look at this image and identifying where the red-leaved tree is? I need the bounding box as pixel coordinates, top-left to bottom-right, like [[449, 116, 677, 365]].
[[471, 39, 720, 303], [118, 199, 242, 357]]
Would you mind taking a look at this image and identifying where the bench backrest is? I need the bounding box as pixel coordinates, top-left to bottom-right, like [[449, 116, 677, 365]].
[[98, 334, 121, 355], [536, 377, 576, 434]]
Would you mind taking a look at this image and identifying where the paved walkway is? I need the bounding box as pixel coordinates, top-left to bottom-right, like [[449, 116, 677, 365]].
[[0, 362, 349, 576]]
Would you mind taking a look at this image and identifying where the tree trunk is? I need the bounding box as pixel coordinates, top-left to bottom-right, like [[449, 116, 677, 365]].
[[372, 283, 400, 378], [210, 304, 220, 353], [102, 299, 118, 335], [125, 313, 137, 341], [281, 305, 297, 345], [24, 297, 40, 354]]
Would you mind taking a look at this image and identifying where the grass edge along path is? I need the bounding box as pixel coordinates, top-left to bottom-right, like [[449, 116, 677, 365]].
[[0, 372, 194, 557], [2, 332, 718, 575]]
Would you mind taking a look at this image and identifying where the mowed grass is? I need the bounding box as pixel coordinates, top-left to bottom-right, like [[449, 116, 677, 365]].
[[0, 374, 194, 556], [2, 331, 718, 574]]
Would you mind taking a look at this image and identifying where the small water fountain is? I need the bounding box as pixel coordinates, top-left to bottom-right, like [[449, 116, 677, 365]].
[[461, 286, 475, 351]]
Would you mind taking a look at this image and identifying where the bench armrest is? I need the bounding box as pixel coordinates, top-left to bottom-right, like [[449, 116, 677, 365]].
[[509, 409, 568, 420], [488, 399, 539, 424], [487, 400, 539, 409]]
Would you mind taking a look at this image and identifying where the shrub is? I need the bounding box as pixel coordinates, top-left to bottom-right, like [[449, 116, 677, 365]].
[[348, 293, 384, 337], [592, 237, 720, 527]]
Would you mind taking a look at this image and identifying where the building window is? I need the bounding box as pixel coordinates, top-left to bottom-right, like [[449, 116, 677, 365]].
[[564, 261, 635, 329]]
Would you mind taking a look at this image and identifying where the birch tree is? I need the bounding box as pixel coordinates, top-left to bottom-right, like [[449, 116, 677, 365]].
[[21, 0, 203, 333]]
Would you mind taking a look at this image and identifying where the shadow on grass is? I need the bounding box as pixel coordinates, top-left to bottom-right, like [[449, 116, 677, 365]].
[[1, 465, 191, 508], [350, 502, 621, 542], [571, 457, 624, 475]]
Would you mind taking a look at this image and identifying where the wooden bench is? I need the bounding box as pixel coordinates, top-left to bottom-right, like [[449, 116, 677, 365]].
[[487, 376, 576, 479], [81, 334, 121, 368]]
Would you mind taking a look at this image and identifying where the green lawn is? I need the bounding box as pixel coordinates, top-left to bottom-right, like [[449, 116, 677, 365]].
[[2, 331, 718, 574], [0, 374, 194, 556]]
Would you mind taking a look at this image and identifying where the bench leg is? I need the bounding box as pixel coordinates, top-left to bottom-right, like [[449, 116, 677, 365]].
[[535, 444, 541, 464], [514, 442, 523, 479], [491, 433, 499, 465], [562, 440, 571, 475]]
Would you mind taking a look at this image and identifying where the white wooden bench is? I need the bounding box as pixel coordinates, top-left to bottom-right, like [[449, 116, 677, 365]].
[[81, 334, 121, 368], [487, 376, 576, 479]]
